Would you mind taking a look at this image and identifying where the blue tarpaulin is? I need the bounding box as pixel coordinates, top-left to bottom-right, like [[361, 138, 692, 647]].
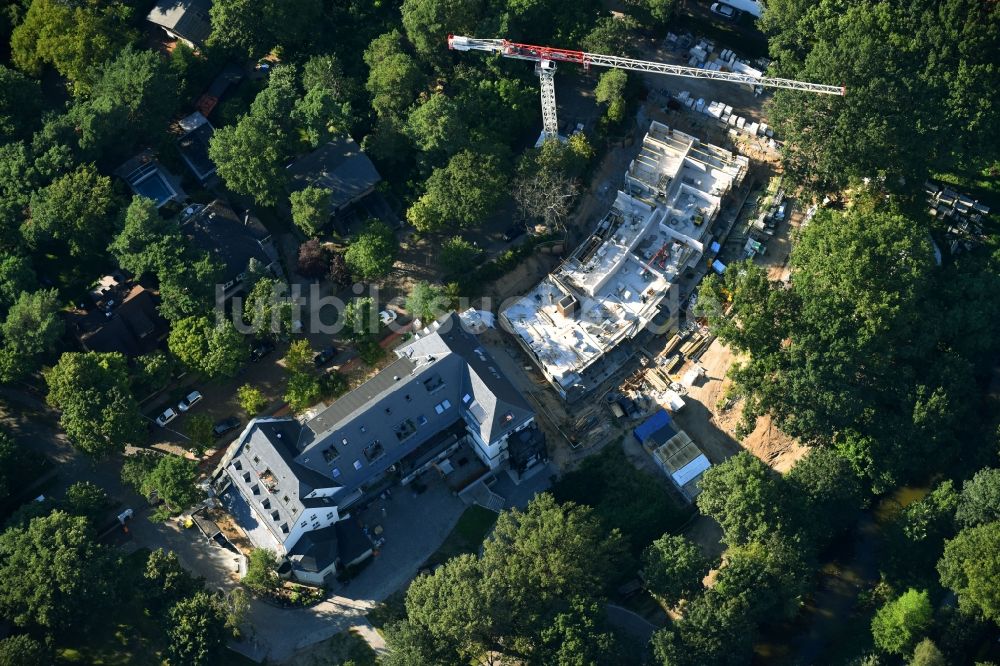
[[710, 241, 721, 254], [633, 409, 672, 443], [712, 259, 727, 274]]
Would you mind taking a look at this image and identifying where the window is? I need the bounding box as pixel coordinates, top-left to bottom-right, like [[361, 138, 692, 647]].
[[442, 399, 451, 410], [270, 510, 280, 521], [233, 460, 242, 470], [462, 393, 472, 404], [332, 467, 341, 478], [418, 415, 428, 425], [360, 425, 367, 433], [312, 522, 320, 529], [423, 374, 445, 392], [341, 438, 348, 446], [252, 455, 260, 464], [262, 499, 271, 509], [394, 419, 417, 442], [435, 403, 444, 415], [242, 472, 251, 482], [280, 523, 289, 534], [353, 459, 362, 470], [251, 484, 260, 495], [301, 521, 307, 528], [326, 512, 334, 519], [282, 495, 290, 503]]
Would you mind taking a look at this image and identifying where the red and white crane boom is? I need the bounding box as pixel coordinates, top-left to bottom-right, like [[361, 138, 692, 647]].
[[448, 35, 844, 141]]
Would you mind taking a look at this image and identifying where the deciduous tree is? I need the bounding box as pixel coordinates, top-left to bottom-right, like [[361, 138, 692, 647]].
[[938, 521, 1000, 622], [642, 534, 711, 607], [168, 316, 249, 378], [407, 150, 508, 232], [167, 591, 228, 666], [297, 238, 330, 278], [243, 548, 281, 595], [696, 452, 794, 546], [237, 384, 268, 415], [0, 288, 65, 382], [871, 588, 933, 656], [956, 467, 1000, 528], [289, 187, 331, 237], [44, 352, 145, 457], [344, 220, 397, 280], [405, 282, 448, 323]]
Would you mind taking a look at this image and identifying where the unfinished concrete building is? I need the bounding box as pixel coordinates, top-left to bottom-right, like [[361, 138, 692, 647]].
[[501, 122, 747, 401]]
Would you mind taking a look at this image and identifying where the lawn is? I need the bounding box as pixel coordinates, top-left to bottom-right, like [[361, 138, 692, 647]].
[[422, 505, 499, 569]]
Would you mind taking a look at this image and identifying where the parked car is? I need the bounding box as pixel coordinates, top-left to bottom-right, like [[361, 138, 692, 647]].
[[774, 202, 789, 220], [379, 309, 397, 326], [249, 340, 275, 362], [155, 407, 178, 427], [213, 417, 242, 438], [502, 224, 527, 242], [178, 390, 203, 412], [313, 347, 337, 368], [710, 2, 738, 18]]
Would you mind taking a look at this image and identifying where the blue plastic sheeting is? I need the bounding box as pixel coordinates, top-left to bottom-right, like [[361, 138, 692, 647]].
[[712, 259, 727, 274], [634, 409, 672, 443], [710, 241, 721, 254], [647, 423, 678, 446]]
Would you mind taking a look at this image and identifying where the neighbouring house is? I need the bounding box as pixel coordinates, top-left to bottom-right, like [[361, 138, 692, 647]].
[[196, 63, 244, 118], [68, 273, 169, 357], [146, 0, 212, 49], [116, 151, 185, 209], [286, 136, 382, 216], [215, 313, 546, 584], [181, 200, 280, 296], [176, 112, 216, 183]]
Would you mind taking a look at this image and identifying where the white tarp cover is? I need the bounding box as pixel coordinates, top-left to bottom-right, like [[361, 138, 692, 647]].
[[672, 454, 711, 486]]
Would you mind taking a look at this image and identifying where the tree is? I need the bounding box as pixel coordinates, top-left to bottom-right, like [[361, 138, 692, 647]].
[[23, 163, 116, 271], [650, 591, 756, 666], [0, 65, 43, 141], [222, 587, 250, 637], [595, 69, 627, 106], [168, 315, 249, 378], [297, 240, 334, 283], [405, 282, 448, 323], [364, 30, 423, 121], [237, 384, 268, 415], [786, 447, 864, 544], [142, 454, 202, 517], [883, 481, 959, 590], [283, 340, 322, 412], [209, 115, 288, 207], [401, 0, 482, 59], [956, 467, 1000, 528], [158, 251, 222, 322], [403, 94, 469, 159], [242, 278, 295, 339], [0, 511, 115, 632], [0, 288, 65, 382], [438, 236, 480, 277], [392, 494, 627, 663], [344, 220, 397, 281], [0, 254, 37, 316], [243, 548, 281, 595], [581, 15, 640, 56], [696, 452, 795, 546], [108, 196, 180, 279], [294, 87, 354, 147], [871, 589, 933, 656], [909, 638, 946, 666], [938, 521, 1000, 622], [0, 634, 49, 665], [63, 481, 109, 526], [407, 150, 508, 232], [328, 250, 350, 286], [167, 591, 228, 666], [142, 548, 202, 611], [290, 186, 331, 237], [131, 351, 174, 397], [185, 414, 215, 455], [44, 352, 145, 457], [341, 297, 377, 342], [120, 451, 160, 496], [642, 534, 711, 607], [0, 429, 46, 503], [10, 0, 135, 93], [207, 0, 271, 58], [712, 535, 813, 623]]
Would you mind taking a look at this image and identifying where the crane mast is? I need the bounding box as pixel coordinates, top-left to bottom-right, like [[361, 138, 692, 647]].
[[448, 35, 845, 141]]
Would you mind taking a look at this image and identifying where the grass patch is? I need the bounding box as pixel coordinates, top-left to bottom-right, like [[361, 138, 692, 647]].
[[423, 505, 499, 569]]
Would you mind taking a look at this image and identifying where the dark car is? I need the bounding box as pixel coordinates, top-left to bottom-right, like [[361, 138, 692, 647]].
[[213, 417, 241, 438], [249, 340, 275, 362], [313, 346, 337, 368], [502, 224, 527, 242]]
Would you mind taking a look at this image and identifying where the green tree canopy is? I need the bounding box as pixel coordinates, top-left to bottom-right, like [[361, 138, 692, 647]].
[[786, 447, 864, 544], [651, 591, 756, 666], [364, 30, 424, 121], [167, 591, 228, 666], [344, 220, 397, 281], [937, 521, 1000, 622], [401, 0, 483, 60], [142, 454, 202, 516], [0, 510, 115, 632], [142, 548, 202, 611], [403, 93, 469, 159], [0, 633, 49, 665], [44, 351, 145, 457], [871, 588, 933, 656], [243, 548, 281, 595], [956, 467, 1000, 529], [0, 65, 43, 141], [909, 638, 946, 666], [289, 186, 331, 237], [23, 163, 117, 273], [207, 0, 271, 58], [712, 535, 813, 623], [0, 288, 65, 382], [883, 481, 958, 591], [696, 452, 795, 546], [407, 150, 508, 232], [237, 384, 268, 415], [10, 0, 135, 93], [405, 282, 448, 323], [63, 481, 109, 526], [0, 254, 38, 317], [168, 315, 249, 378], [642, 534, 712, 607], [438, 236, 480, 277]]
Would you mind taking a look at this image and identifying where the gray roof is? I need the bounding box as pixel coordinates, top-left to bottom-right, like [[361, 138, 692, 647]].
[[286, 137, 382, 210], [225, 419, 339, 546], [146, 0, 212, 46], [182, 200, 276, 285], [293, 313, 533, 490], [288, 516, 371, 573]]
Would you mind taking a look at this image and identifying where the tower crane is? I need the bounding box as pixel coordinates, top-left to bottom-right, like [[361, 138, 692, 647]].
[[447, 35, 844, 142]]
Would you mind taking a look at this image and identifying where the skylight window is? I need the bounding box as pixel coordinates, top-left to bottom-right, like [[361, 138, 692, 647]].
[[353, 459, 363, 470], [462, 393, 472, 404], [332, 467, 341, 478]]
